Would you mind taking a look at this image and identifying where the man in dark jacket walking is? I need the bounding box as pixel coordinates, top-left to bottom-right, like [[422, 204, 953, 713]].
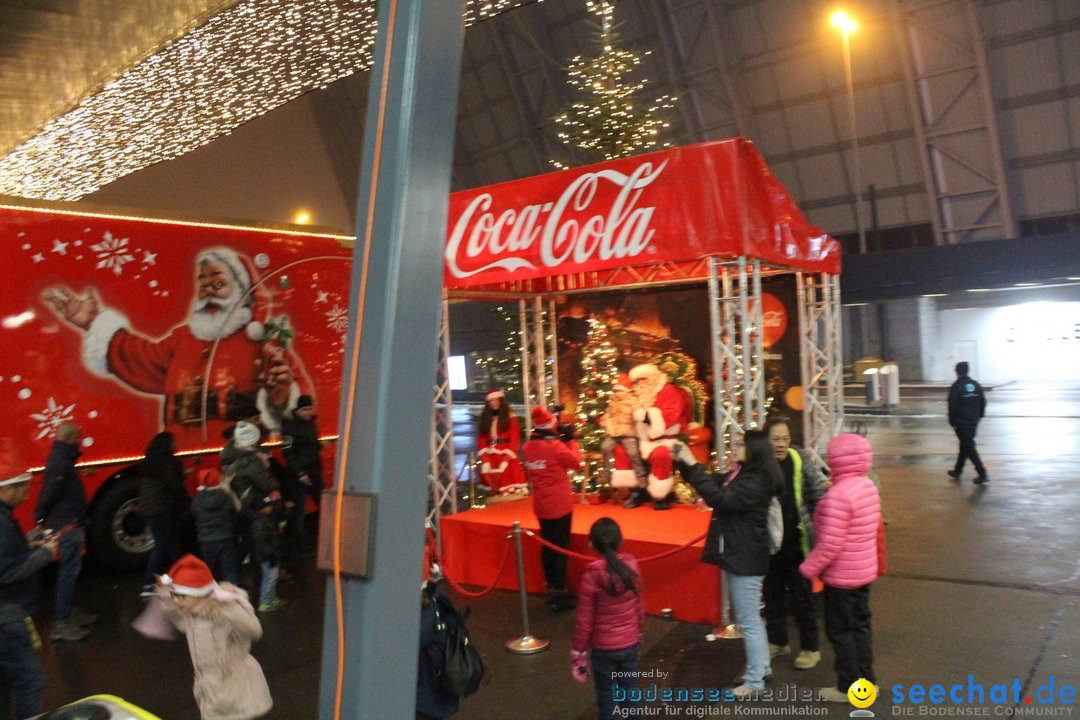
[[34, 422, 97, 641], [947, 362, 988, 484], [281, 395, 322, 560], [1, 470, 59, 719]]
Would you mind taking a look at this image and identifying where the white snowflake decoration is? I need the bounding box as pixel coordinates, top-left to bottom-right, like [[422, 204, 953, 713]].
[[91, 231, 135, 275], [31, 397, 76, 440], [325, 305, 349, 333]]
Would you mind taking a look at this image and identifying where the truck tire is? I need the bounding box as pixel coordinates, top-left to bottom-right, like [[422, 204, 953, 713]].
[[89, 472, 153, 572]]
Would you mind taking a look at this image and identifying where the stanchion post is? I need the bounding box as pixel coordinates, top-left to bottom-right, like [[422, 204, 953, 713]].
[[713, 569, 743, 639], [505, 521, 550, 654], [467, 451, 483, 509]]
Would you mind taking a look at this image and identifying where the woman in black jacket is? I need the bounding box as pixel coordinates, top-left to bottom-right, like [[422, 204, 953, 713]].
[[675, 430, 783, 697], [139, 432, 187, 593]]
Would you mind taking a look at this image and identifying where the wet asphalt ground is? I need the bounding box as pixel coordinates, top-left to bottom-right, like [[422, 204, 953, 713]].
[[33, 382, 1080, 719]]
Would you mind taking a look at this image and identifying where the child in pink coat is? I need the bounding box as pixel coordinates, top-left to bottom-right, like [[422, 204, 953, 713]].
[[155, 555, 272, 720], [800, 433, 881, 702], [571, 517, 645, 720]]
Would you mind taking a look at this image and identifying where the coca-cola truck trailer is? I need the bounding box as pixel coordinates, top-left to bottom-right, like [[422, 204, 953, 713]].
[[1, 198, 353, 570]]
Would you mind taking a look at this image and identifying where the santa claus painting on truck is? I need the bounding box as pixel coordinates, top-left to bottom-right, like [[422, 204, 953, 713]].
[[2, 200, 352, 569], [42, 246, 308, 443]]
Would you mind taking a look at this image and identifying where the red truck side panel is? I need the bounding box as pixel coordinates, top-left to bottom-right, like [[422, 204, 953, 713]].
[[2, 203, 352, 537]]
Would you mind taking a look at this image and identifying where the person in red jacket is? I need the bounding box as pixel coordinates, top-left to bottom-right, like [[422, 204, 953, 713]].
[[571, 517, 645, 720], [476, 389, 526, 495], [521, 405, 582, 612], [800, 433, 882, 703]]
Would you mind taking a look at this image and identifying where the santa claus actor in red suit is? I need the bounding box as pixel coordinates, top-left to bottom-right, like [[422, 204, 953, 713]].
[[624, 363, 692, 510], [42, 248, 305, 447], [476, 389, 526, 495]]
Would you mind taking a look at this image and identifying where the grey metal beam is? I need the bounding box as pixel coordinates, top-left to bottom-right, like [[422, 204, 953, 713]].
[[317, 1, 465, 718], [486, 18, 549, 171], [701, 0, 751, 137], [891, 0, 1016, 244], [507, 10, 581, 168], [650, 0, 706, 142]]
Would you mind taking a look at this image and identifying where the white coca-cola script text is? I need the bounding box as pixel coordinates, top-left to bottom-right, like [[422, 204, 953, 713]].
[[446, 160, 668, 279]]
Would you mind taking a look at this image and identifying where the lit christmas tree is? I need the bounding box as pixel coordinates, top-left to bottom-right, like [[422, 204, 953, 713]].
[[576, 317, 620, 457], [551, 0, 676, 169], [476, 304, 522, 398]]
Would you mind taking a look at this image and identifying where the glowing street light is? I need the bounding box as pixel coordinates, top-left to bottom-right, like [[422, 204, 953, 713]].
[[831, 10, 857, 35], [831, 9, 866, 254]]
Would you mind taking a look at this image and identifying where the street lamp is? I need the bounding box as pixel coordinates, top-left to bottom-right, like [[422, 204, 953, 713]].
[[831, 9, 866, 254]]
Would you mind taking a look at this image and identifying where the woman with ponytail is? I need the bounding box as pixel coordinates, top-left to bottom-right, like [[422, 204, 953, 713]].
[[570, 517, 645, 719]]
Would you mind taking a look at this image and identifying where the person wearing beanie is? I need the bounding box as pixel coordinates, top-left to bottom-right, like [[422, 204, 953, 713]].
[[221, 421, 284, 612], [190, 468, 241, 586], [155, 554, 272, 720], [599, 374, 648, 506], [799, 433, 882, 703], [476, 389, 527, 495], [1, 470, 60, 719], [522, 405, 583, 612]]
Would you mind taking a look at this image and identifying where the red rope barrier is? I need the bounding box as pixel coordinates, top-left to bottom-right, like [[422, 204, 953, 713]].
[[523, 527, 707, 563], [427, 530, 514, 598], [635, 532, 707, 562], [524, 529, 596, 561], [428, 519, 707, 600]]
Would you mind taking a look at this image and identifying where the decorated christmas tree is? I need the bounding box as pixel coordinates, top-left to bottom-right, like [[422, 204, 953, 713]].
[[551, 0, 676, 169], [576, 317, 620, 456], [476, 304, 522, 398]]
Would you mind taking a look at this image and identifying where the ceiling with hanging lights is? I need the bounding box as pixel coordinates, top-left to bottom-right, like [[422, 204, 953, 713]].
[[0, 0, 534, 202], [1, 0, 1078, 250]]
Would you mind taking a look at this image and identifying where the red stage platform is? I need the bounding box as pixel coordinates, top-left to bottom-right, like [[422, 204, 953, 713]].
[[439, 498, 720, 624]]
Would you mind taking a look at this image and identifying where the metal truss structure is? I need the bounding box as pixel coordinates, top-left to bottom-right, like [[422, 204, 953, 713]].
[[427, 292, 457, 547], [891, 0, 1017, 244], [797, 271, 845, 468], [707, 257, 767, 465], [517, 296, 559, 431], [430, 260, 844, 523]]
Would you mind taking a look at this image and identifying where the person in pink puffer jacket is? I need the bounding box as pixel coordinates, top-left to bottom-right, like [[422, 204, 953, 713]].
[[799, 433, 881, 702]]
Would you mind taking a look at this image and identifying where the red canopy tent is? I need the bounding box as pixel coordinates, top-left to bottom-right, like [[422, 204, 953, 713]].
[[443, 138, 839, 294], [430, 139, 844, 515], [429, 138, 846, 628]]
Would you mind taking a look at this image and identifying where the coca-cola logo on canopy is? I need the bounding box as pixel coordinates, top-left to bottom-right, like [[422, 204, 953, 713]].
[[446, 160, 669, 281]]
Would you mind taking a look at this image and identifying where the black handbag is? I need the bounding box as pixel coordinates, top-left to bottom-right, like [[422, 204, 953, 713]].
[[427, 591, 485, 698]]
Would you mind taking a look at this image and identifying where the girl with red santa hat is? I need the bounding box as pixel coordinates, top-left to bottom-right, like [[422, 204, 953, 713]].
[[476, 388, 527, 495], [148, 554, 272, 720]]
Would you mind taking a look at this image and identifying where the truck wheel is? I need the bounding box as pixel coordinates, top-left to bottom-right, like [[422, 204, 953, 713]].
[[89, 473, 153, 572]]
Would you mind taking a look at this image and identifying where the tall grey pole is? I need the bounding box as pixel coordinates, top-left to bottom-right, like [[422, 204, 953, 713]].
[[842, 30, 866, 254], [317, 1, 465, 719]]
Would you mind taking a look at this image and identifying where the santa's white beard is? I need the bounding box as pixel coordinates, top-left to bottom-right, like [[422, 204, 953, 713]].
[[633, 375, 665, 409], [188, 294, 253, 341]]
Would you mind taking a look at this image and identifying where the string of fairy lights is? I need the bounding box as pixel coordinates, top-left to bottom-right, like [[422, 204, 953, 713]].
[[0, 0, 534, 202], [551, 0, 676, 169]]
